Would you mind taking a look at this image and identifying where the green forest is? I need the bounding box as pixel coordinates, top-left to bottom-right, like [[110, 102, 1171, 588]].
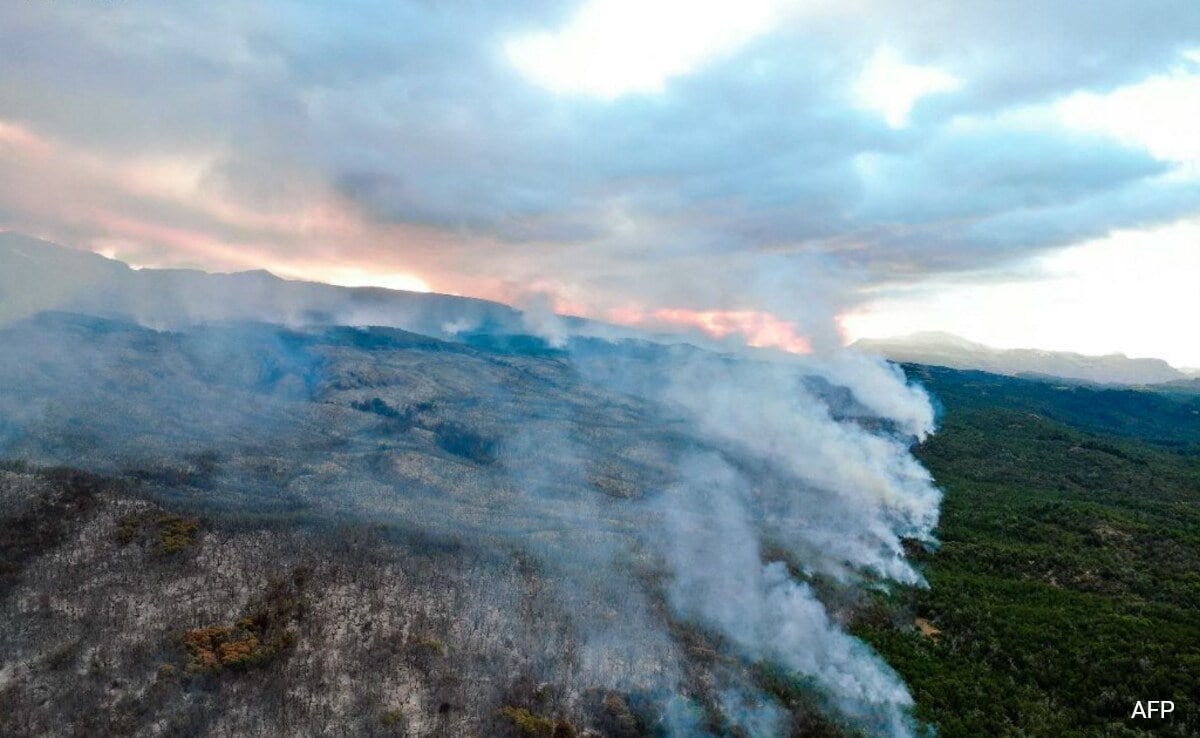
[[854, 367, 1200, 737]]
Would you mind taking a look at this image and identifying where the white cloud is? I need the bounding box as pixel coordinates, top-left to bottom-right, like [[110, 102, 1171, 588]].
[[505, 0, 784, 97], [944, 49, 1200, 178], [4, 0, 1199, 366], [842, 217, 1200, 367], [854, 46, 961, 127], [1054, 56, 1200, 177]]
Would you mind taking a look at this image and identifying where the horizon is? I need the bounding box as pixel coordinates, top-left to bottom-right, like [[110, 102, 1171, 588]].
[[4, 228, 1194, 371], [2, 3, 1199, 366]]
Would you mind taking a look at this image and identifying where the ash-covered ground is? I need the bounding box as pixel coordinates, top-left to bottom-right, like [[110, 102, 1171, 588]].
[[0, 311, 940, 737]]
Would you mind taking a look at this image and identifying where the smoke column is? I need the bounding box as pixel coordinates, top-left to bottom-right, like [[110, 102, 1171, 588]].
[[572, 345, 939, 736]]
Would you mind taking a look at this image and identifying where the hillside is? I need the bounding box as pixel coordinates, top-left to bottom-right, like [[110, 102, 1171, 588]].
[[1, 238, 1196, 737], [908, 365, 1200, 452], [4, 357, 1197, 736], [855, 365, 1200, 737], [0, 311, 941, 737], [0, 465, 671, 737]]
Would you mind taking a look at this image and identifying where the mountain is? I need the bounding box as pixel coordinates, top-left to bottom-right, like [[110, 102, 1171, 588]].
[[0, 306, 943, 737], [0, 231, 535, 340], [853, 331, 1185, 386], [13, 232, 1179, 390]]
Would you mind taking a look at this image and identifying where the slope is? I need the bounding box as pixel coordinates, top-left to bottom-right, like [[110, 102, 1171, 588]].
[[856, 366, 1200, 737]]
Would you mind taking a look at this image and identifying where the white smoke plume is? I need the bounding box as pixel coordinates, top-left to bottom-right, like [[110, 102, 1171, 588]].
[[658, 354, 940, 585], [517, 291, 572, 349], [0, 235, 943, 736], [591, 348, 939, 737]]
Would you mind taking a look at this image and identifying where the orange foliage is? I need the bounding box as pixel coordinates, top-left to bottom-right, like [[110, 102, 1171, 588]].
[[217, 636, 260, 665], [183, 626, 265, 671]]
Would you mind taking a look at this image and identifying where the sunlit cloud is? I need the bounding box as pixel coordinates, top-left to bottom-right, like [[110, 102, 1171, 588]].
[[506, 0, 785, 97], [1054, 54, 1200, 177], [609, 306, 813, 353], [854, 46, 962, 127], [307, 266, 432, 294], [943, 49, 1200, 177], [841, 217, 1200, 367], [0, 117, 446, 291], [0, 120, 54, 156], [4, 1, 1200, 364]]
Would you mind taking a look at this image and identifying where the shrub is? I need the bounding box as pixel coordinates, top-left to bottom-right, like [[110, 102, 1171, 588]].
[[500, 706, 554, 737], [183, 626, 233, 672], [114, 516, 141, 546], [434, 422, 497, 463], [156, 515, 200, 554], [180, 573, 304, 674], [499, 706, 573, 738], [415, 637, 446, 655], [381, 709, 405, 726], [44, 643, 77, 671]]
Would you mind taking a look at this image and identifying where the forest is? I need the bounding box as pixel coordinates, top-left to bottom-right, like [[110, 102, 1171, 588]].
[[853, 366, 1200, 737]]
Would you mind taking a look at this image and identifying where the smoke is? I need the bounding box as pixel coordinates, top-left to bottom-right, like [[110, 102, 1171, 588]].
[[717, 689, 788, 738], [657, 453, 914, 729], [0, 232, 531, 340], [566, 345, 938, 736], [0, 237, 942, 736], [657, 354, 940, 585], [516, 291, 571, 349]]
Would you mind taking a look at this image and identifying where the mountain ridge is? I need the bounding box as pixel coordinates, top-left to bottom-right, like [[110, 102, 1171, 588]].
[[854, 331, 1184, 386], [0, 231, 534, 340]]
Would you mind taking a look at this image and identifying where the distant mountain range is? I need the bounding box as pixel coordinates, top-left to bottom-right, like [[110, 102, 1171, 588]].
[[854, 331, 1187, 386], [3, 231, 1188, 387]]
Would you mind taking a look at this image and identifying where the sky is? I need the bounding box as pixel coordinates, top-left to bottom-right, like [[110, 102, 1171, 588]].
[[1, 1, 1199, 365]]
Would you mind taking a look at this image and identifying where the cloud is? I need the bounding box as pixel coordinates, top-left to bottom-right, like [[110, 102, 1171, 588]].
[[506, 0, 786, 96], [2, 0, 1199, 351], [854, 46, 962, 128]]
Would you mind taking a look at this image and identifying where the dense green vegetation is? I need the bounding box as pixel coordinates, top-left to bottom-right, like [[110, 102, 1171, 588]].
[[914, 365, 1200, 452], [854, 366, 1200, 737]]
